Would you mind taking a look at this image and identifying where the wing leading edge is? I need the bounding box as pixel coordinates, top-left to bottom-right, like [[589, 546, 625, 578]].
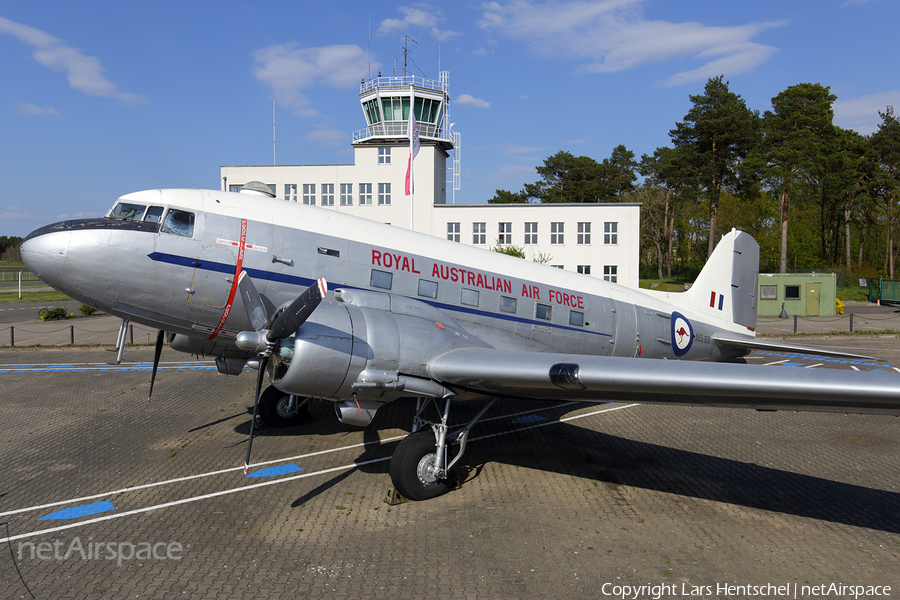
[[426, 348, 900, 415]]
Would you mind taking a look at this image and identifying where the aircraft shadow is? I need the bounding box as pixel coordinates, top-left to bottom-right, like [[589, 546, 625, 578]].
[[228, 397, 900, 533]]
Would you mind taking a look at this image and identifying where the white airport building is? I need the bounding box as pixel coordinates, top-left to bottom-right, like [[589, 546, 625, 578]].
[[220, 72, 640, 287]]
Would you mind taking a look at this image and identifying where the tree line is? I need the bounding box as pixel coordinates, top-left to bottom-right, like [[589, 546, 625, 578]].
[[490, 76, 900, 280]]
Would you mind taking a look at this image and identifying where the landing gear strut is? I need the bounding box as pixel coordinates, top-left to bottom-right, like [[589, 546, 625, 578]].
[[258, 386, 310, 428], [389, 397, 497, 501]]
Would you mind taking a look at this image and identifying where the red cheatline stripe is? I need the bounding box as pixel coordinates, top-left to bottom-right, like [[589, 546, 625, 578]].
[[709, 291, 716, 308], [207, 218, 247, 340]]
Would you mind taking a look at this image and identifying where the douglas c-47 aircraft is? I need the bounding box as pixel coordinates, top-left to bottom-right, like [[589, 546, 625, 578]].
[[21, 187, 900, 500]]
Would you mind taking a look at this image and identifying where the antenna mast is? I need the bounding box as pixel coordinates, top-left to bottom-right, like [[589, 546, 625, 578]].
[[272, 97, 276, 166]]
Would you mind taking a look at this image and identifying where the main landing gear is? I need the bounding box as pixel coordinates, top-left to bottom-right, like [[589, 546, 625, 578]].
[[258, 386, 310, 428], [389, 397, 497, 501]]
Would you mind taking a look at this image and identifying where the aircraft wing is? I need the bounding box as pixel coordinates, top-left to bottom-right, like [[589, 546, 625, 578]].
[[426, 348, 900, 415], [714, 336, 875, 360]]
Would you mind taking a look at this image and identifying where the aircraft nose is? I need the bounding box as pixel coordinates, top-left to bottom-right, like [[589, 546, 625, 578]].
[[21, 223, 71, 289]]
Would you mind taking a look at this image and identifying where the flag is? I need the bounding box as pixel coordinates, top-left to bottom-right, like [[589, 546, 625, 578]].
[[405, 111, 420, 196]]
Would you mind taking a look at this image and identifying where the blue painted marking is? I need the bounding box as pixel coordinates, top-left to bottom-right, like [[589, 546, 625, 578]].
[[781, 362, 805, 367], [38, 500, 115, 520], [245, 463, 303, 478], [512, 415, 548, 424], [147, 252, 613, 338], [718, 294, 724, 311]]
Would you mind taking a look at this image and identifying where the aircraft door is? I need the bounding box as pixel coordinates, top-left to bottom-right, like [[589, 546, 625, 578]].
[[188, 243, 237, 311], [610, 288, 639, 357]]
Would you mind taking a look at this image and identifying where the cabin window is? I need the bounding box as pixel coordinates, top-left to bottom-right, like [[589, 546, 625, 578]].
[[418, 279, 438, 299], [370, 269, 392, 290], [461, 288, 479, 307], [760, 285, 777, 300], [569, 310, 584, 327], [160, 209, 195, 238], [535, 302, 552, 321], [143, 206, 164, 223], [499, 296, 517, 313], [785, 285, 800, 299], [110, 202, 146, 220]]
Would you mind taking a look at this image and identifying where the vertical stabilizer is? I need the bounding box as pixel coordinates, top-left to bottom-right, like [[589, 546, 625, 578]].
[[685, 229, 759, 330]]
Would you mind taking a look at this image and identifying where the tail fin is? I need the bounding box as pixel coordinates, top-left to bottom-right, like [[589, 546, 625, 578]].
[[683, 229, 759, 330]]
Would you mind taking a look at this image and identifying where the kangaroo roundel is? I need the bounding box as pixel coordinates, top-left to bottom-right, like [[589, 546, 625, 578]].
[[671, 312, 693, 356]]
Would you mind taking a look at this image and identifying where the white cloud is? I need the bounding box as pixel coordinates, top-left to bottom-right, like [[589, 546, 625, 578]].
[[252, 43, 374, 117], [17, 103, 60, 117], [0, 15, 147, 104], [378, 6, 460, 41], [303, 129, 348, 147], [456, 94, 491, 108], [477, 0, 784, 86], [834, 90, 900, 135]]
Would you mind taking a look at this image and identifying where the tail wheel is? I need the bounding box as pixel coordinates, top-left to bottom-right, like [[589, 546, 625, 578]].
[[390, 430, 451, 501], [258, 386, 309, 428]]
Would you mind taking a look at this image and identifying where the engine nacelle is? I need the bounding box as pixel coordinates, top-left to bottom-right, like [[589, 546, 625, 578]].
[[269, 289, 480, 405]]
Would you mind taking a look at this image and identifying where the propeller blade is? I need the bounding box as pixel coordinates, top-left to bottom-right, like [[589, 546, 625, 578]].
[[244, 355, 268, 474], [268, 278, 327, 341], [148, 329, 165, 401], [237, 271, 269, 332]]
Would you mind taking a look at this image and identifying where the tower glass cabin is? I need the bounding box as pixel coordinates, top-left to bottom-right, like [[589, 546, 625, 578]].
[[353, 72, 455, 154]]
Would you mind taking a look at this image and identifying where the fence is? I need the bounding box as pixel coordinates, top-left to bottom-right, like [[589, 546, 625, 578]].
[[0, 318, 159, 348], [0, 271, 40, 282]]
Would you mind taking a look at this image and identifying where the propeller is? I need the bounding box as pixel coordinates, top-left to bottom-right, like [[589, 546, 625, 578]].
[[235, 272, 327, 474], [147, 329, 166, 401]]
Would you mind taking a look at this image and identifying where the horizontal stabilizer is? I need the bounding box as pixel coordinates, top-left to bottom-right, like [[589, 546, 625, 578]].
[[714, 337, 874, 360]]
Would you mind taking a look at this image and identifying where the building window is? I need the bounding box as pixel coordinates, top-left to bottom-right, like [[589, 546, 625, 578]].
[[760, 285, 777, 300], [378, 147, 391, 164], [498, 222, 512, 245], [603, 265, 617, 283], [604, 222, 618, 245], [569, 310, 584, 327], [577, 265, 591, 275], [500, 296, 517, 313], [302, 184, 316, 205], [535, 302, 552, 321], [378, 183, 391, 205], [370, 269, 392, 290], [340, 183, 353, 205], [524, 222, 538, 245], [550, 222, 564, 245], [418, 279, 438, 299], [785, 285, 800, 299], [447, 222, 460, 242], [577, 222, 591, 245], [461, 288, 479, 306], [320, 183, 334, 206], [473, 222, 486, 245], [551, 265, 564, 270], [359, 183, 372, 205], [284, 184, 297, 202], [228, 184, 242, 193]]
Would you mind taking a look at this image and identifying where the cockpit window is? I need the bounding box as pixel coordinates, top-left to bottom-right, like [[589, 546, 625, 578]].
[[160, 209, 195, 238], [144, 206, 164, 223], [110, 202, 146, 221]]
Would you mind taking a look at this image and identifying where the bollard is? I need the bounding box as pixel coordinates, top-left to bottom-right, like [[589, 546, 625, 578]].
[[70, 325, 74, 345], [850, 313, 854, 333], [9, 326, 13, 347], [793, 315, 798, 334], [129, 325, 134, 345]]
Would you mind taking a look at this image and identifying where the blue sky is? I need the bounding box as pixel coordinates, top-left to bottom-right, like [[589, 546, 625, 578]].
[[1, 0, 898, 237]]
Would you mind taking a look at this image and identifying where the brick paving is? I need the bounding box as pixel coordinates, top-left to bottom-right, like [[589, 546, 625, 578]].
[[0, 337, 898, 599]]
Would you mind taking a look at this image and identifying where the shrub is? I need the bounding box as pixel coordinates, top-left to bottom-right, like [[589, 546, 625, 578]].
[[79, 304, 97, 316], [38, 306, 70, 320]]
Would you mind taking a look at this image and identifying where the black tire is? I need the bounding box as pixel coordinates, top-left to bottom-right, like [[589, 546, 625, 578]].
[[258, 386, 309, 428], [390, 430, 451, 501]]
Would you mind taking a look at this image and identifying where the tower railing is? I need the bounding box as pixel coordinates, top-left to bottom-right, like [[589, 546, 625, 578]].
[[360, 75, 445, 94], [353, 122, 451, 143]]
